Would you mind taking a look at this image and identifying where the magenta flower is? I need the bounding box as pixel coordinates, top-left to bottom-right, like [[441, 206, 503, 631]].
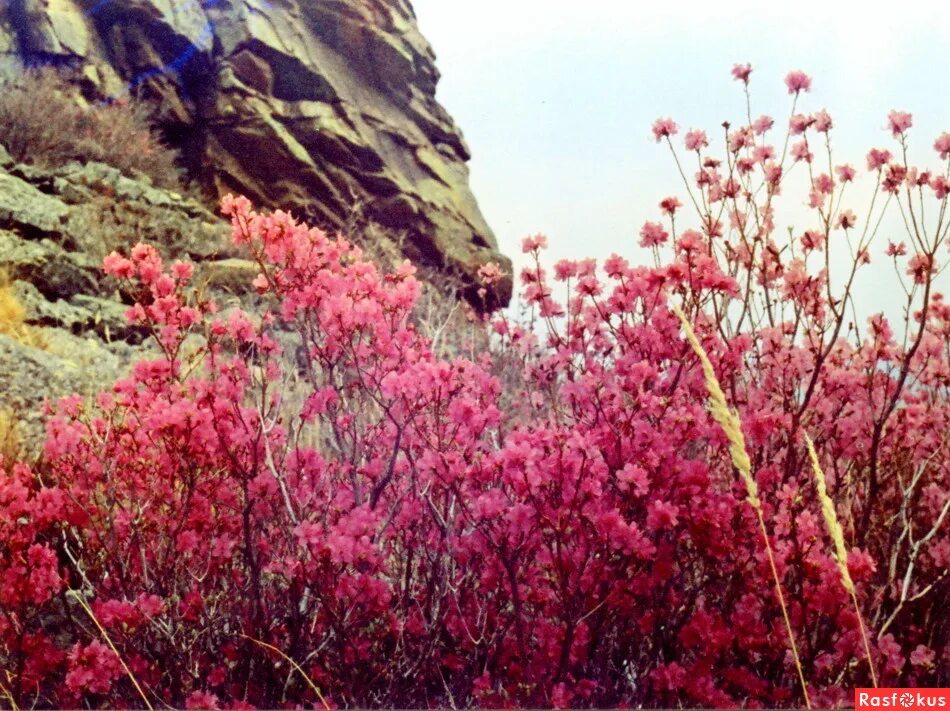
[[639, 220, 669, 247]]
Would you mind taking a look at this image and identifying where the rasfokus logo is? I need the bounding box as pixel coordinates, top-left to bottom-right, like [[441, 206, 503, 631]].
[[856, 689, 950, 710]]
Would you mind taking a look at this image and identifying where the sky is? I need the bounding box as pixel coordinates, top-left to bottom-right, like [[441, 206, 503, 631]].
[[411, 0, 950, 319]]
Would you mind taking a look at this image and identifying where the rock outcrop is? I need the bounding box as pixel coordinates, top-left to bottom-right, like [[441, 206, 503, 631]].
[[0, 0, 511, 305], [0, 151, 243, 451]]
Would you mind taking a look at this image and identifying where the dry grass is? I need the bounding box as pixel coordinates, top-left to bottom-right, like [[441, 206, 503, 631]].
[[804, 432, 879, 687], [673, 303, 812, 709], [0, 272, 45, 349], [0, 673, 18, 711], [0, 408, 22, 466], [240, 634, 331, 709], [67, 590, 153, 710], [0, 67, 185, 191]]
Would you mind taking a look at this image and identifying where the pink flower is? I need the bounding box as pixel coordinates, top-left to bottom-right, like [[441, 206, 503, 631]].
[[219, 193, 251, 217], [617, 464, 650, 496], [813, 174, 834, 194], [684, 129, 708, 151], [791, 140, 813, 163], [910, 645, 936, 669], [102, 251, 135, 279], [477, 261, 506, 286], [732, 63, 753, 83], [883, 163, 907, 194], [906, 253, 933, 283], [752, 115, 774, 135], [887, 110, 913, 137], [65, 641, 123, 695], [886, 241, 907, 257], [553, 260, 578, 280], [931, 175, 949, 199], [728, 127, 754, 152], [521, 234, 548, 253], [647, 500, 680, 530], [639, 221, 669, 247], [790, 113, 815, 135], [836, 209, 857, 229], [800, 230, 824, 251], [935, 131, 950, 159], [652, 117, 679, 142], [867, 148, 892, 171], [814, 109, 833, 133], [659, 196, 682, 216], [835, 164, 856, 182], [171, 260, 194, 282], [784, 70, 812, 94], [754, 145, 775, 163], [763, 162, 783, 186], [186, 691, 220, 709]]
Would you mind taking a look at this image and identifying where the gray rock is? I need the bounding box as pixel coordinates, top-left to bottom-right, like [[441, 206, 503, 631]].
[[0, 331, 122, 453], [10, 279, 92, 332], [198, 258, 260, 295], [0, 230, 99, 299], [0, 171, 69, 235], [70, 293, 147, 343]]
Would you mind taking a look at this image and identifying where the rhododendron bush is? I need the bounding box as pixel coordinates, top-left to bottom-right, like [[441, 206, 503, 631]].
[[1, 67, 947, 709]]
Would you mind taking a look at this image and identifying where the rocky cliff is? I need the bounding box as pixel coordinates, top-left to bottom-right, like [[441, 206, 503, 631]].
[[0, 0, 510, 305], [0, 143, 254, 449]]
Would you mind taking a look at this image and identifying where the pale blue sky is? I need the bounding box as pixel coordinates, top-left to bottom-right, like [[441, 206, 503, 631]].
[[412, 0, 950, 318]]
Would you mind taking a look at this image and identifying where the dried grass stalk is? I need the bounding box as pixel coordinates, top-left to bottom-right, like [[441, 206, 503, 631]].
[[804, 432, 879, 687], [673, 303, 811, 708]]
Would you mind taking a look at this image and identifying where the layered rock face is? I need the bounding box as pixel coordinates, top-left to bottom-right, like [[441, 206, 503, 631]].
[[0, 0, 510, 304]]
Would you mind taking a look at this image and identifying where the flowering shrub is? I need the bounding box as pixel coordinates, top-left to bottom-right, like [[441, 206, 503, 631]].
[[0, 66, 947, 709]]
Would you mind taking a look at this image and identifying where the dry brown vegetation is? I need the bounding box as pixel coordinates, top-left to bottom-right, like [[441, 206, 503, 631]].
[[0, 270, 44, 349], [0, 67, 184, 191]]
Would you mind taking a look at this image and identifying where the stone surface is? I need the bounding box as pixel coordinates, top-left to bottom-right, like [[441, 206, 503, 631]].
[[0, 0, 512, 305], [198, 258, 260, 295], [0, 331, 122, 452], [0, 231, 99, 299], [0, 171, 70, 235]]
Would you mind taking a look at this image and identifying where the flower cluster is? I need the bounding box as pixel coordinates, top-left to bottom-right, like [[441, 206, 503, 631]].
[[0, 67, 947, 709]]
